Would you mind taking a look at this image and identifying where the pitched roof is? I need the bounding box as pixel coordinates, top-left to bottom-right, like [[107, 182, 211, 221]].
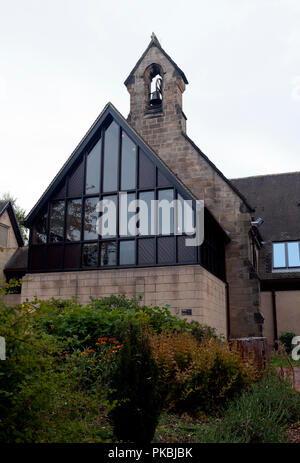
[[4, 247, 28, 272], [124, 34, 188, 86], [231, 171, 300, 241], [24, 102, 198, 227], [183, 133, 254, 212], [0, 201, 24, 247]]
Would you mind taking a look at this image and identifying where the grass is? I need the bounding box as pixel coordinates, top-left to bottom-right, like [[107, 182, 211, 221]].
[[271, 352, 300, 368]]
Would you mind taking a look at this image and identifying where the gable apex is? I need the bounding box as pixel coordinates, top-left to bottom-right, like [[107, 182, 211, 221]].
[[124, 34, 188, 86]]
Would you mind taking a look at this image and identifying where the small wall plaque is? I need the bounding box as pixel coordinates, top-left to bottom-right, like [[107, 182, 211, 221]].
[[181, 309, 192, 316]]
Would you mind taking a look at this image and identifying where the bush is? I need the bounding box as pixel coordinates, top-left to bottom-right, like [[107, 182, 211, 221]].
[[279, 331, 296, 355], [199, 369, 300, 443], [108, 323, 163, 443], [150, 331, 257, 415]]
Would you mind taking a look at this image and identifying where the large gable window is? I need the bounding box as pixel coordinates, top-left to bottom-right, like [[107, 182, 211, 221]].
[[273, 241, 300, 270], [29, 117, 227, 282], [0, 224, 8, 247]]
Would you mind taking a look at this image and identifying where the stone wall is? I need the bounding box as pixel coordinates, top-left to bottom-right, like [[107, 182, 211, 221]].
[[0, 210, 18, 284], [22, 265, 227, 336], [126, 44, 261, 337]]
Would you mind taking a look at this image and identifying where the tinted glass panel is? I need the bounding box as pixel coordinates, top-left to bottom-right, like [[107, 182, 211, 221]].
[[48, 245, 63, 269], [177, 235, 197, 263], [30, 245, 47, 271], [52, 180, 66, 200], [158, 189, 174, 235], [139, 191, 155, 236], [138, 238, 155, 265], [288, 242, 300, 267], [139, 151, 155, 189], [157, 169, 172, 187], [82, 243, 98, 267], [100, 241, 117, 266], [157, 237, 175, 264], [273, 243, 286, 268], [120, 193, 136, 237], [49, 201, 65, 242], [32, 210, 48, 244], [120, 240, 135, 265], [177, 194, 194, 234], [86, 138, 101, 194], [121, 132, 136, 190], [84, 197, 99, 240], [103, 121, 119, 192], [64, 244, 81, 269], [66, 199, 81, 242], [100, 195, 117, 237], [68, 160, 83, 197]]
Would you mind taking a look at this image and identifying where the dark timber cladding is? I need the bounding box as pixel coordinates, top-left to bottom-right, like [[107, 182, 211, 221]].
[[26, 105, 227, 280]]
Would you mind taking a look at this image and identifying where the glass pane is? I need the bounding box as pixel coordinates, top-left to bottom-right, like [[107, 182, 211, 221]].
[[64, 244, 81, 269], [52, 180, 66, 200], [86, 138, 101, 194], [273, 243, 286, 268], [49, 201, 65, 242], [288, 242, 300, 267], [32, 210, 48, 244], [48, 245, 63, 269], [66, 199, 81, 242], [121, 131, 136, 190], [120, 193, 136, 237], [177, 194, 194, 235], [30, 245, 47, 271], [103, 121, 119, 192], [177, 235, 197, 263], [99, 195, 117, 237], [100, 241, 117, 266], [138, 238, 155, 265], [120, 240, 135, 265], [68, 160, 83, 197], [157, 236, 175, 264], [82, 243, 98, 267], [139, 151, 156, 189], [157, 169, 172, 187], [139, 191, 155, 236], [84, 197, 99, 240], [158, 189, 174, 235]]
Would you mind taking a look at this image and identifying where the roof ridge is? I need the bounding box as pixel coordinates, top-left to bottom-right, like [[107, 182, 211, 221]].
[[231, 171, 300, 181], [124, 35, 188, 86]]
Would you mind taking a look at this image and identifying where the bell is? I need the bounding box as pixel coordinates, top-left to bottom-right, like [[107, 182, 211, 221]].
[[150, 90, 162, 106]]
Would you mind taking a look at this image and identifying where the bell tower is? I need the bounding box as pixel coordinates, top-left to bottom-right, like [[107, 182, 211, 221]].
[[124, 33, 188, 154]]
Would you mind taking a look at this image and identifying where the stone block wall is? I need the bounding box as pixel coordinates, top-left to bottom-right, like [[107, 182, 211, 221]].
[[21, 265, 227, 336]]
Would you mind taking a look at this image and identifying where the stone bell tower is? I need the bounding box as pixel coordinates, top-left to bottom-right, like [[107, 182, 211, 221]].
[[125, 33, 188, 156], [124, 34, 263, 339]]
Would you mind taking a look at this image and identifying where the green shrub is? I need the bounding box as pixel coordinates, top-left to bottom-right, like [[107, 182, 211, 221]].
[[108, 324, 163, 443], [279, 331, 296, 355], [199, 369, 300, 443], [150, 331, 257, 414]]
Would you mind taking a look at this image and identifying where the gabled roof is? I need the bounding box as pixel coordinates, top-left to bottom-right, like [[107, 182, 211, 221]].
[[231, 171, 300, 241], [24, 102, 198, 227], [183, 134, 254, 213], [0, 201, 24, 247], [124, 33, 188, 86]]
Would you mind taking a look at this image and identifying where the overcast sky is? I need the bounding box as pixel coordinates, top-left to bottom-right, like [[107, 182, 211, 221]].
[[0, 0, 299, 214]]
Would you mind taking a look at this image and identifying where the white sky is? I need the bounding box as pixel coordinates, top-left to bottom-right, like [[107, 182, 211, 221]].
[[0, 0, 299, 214]]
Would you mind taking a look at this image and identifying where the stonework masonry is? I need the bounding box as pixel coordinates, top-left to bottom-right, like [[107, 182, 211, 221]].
[[0, 210, 19, 283], [22, 265, 227, 336], [126, 42, 261, 337]]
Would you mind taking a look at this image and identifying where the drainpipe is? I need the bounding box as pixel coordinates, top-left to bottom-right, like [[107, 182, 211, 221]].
[[272, 290, 278, 350]]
